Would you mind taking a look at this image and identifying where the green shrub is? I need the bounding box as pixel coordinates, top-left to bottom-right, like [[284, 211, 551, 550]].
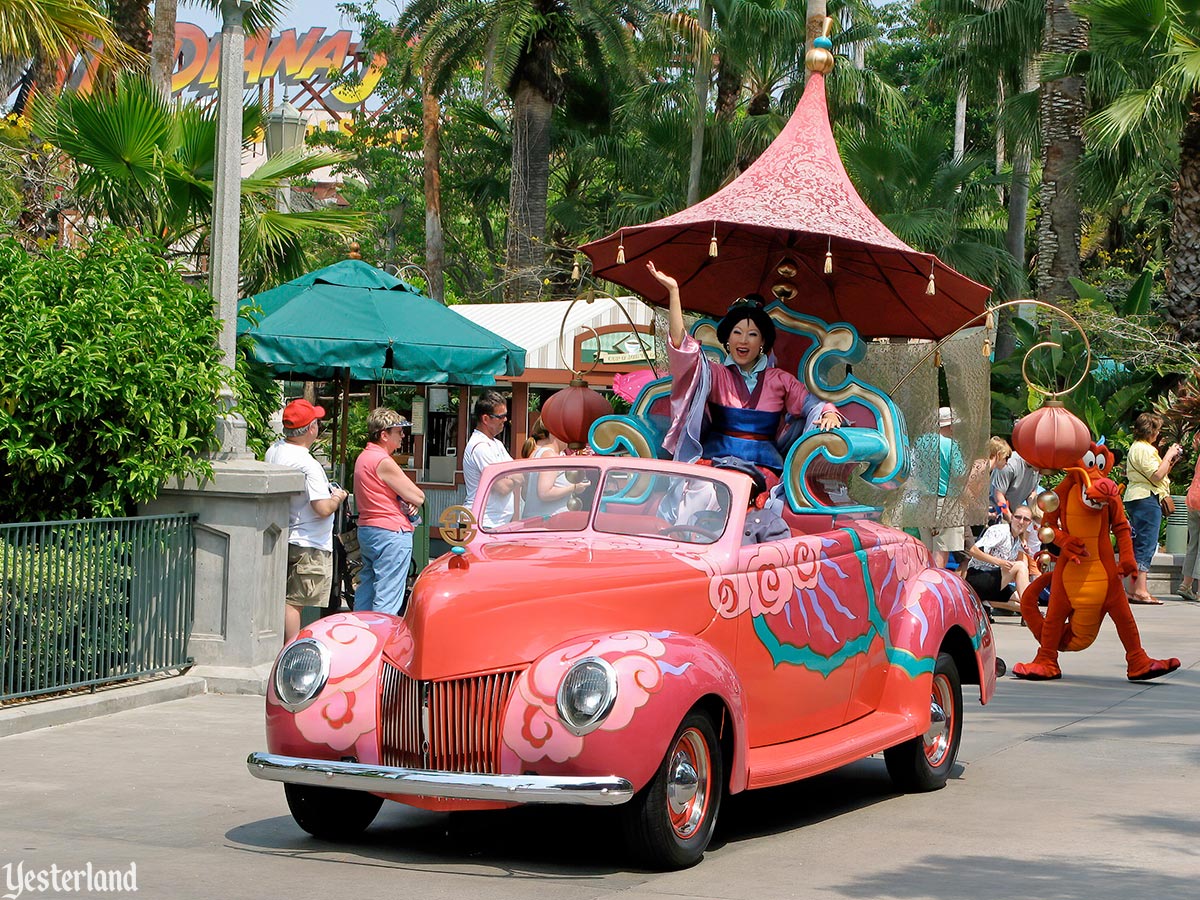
[[0, 526, 133, 696], [0, 230, 230, 520]]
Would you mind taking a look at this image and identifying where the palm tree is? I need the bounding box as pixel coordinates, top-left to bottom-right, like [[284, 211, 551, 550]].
[[398, 0, 657, 301], [675, 0, 887, 192], [106, 0, 150, 55], [36, 73, 363, 291], [927, 0, 1043, 312], [839, 116, 1026, 300], [0, 0, 128, 62], [1037, 0, 1087, 304], [150, 0, 178, 100], [1074, 0, 1200, 341]]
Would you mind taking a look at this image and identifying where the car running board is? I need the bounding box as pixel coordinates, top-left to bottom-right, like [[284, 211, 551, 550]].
[[746, 711, 916, 789]]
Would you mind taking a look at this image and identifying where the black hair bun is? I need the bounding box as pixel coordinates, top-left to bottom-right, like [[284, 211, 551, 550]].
[[729, 293, 767, 311]]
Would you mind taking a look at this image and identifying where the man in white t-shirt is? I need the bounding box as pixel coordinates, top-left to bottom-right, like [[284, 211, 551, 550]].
[[265, 399, 348, 643], [463, 390, 521, 528], [965, 504, 1033, 617]]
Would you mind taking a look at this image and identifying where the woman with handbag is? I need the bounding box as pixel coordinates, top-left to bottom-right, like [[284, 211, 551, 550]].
[[1124, 412, 1183, 604]]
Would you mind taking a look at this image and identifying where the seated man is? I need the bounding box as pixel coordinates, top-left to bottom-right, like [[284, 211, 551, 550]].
[[711, 456, 790, 545], [964, 504, 1034, 617]]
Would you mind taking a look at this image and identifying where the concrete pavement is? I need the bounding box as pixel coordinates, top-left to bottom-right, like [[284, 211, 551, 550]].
[[1, 599, 1197, 900]]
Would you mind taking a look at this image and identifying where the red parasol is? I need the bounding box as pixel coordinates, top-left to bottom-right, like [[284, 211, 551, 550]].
[[579, 72, 992, 341]]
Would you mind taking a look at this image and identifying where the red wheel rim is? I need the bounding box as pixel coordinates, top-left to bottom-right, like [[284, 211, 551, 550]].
[[666, 727, 711, 839]]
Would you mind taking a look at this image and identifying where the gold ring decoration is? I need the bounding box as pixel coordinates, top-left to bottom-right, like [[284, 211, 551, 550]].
[[438, 505, 478, 547], [560, 283, 660, 379], [1019, 338, 1091, 400], [891, 298, 1092, 399]]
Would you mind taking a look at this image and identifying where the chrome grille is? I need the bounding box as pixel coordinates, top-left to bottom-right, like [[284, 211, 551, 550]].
[[379, 664, 520, 774]]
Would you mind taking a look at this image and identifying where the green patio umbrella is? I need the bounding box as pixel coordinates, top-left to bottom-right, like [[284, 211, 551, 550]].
[[239, 259, 525, 383]]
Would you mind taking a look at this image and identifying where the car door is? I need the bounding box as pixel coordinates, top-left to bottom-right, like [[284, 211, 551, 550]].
[[732, 530, 869, 746]]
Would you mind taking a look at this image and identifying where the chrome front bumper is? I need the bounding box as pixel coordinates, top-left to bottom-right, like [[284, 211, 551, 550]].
[[246, 752, 634, 806]]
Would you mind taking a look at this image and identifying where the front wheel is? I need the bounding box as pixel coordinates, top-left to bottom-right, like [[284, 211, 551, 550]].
[[884, 651, 962, 792], [284, 783, 383, 840], [622, 711, 723, 870]]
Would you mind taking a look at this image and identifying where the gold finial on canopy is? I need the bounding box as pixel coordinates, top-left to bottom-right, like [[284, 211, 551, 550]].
[[805, 17, 835, 75]]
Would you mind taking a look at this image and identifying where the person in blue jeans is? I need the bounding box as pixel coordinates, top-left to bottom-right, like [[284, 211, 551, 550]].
[[1123, 412, 1182, 605], [353, 408, 425, 616]]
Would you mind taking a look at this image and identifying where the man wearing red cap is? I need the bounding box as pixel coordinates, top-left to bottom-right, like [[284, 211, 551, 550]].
[[266, 399, 348, 643]]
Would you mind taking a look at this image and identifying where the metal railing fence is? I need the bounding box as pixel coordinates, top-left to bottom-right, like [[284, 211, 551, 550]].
[[1, 514, 195, 703]]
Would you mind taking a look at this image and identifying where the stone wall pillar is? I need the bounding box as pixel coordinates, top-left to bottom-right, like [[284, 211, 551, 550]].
[[139, 460, 304, 694]]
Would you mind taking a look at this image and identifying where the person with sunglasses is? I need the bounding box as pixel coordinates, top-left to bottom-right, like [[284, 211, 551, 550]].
[[964, 504, 1035, 619], [464, 390, 522, 527]]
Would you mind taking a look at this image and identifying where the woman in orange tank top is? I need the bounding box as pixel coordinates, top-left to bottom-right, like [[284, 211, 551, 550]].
[[352, 408, 425, 616]]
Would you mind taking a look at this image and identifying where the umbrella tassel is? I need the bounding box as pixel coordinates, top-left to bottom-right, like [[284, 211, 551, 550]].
[[616, 231, 625, 265], [824, 237, 833, 274], [982, 338, 992, 358], [571, 257, 581, 281], [708, 223, 718, 258], [926, 259, 936, 295]]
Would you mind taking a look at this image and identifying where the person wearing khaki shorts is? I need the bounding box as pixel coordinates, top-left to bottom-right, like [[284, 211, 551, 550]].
[[266, 399, 348, 643], [286, 545, 334, 610]]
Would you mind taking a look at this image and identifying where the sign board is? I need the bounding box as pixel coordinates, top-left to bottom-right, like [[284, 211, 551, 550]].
[[170, 23, 385, 111], [578, 327, 654, 371]]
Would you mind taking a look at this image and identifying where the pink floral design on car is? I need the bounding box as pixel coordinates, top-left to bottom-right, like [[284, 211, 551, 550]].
[[503, 631, 669, 764], [271, 613, 393, 754]]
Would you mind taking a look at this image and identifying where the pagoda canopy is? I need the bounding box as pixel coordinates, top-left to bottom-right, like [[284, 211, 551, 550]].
[[581, 72, 991, 341]]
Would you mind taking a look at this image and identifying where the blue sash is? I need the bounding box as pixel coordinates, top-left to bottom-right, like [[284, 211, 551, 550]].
[[704, 405, 784, 470]]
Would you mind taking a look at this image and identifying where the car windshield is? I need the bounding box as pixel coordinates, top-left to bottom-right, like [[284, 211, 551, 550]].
[[480, 465, 600, 534], [480, 465, 733, 545]]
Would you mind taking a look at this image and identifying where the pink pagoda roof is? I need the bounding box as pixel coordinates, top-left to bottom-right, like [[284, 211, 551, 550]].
[[580, 72, 991, 341]]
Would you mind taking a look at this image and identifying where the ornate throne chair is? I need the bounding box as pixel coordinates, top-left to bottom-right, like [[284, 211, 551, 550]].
[[588, 303, 908, 524]]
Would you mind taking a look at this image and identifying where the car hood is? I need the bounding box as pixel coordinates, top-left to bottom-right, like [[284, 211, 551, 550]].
[[396, 538, 722, 678]]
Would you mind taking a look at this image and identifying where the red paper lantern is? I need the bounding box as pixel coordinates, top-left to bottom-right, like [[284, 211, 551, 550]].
[[1011, 400, 1092, 471], [541, 378, 612, 450]]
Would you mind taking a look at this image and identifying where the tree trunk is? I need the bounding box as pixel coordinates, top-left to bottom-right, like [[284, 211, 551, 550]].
[[1036, 0, 1087, 305], [687, 0, 714, 206], [993, 77, 1003, 174], [505, 79, 553, 301], [1165, 91, 1200, 343], [150, 0, 178, 102], [422, 69, 446, 304], [995, 75, 1006, 204], [110, 0, 151, 55], [805, 3, 828, 86], [1005, 145, 1032, 276], [1004, 60, 1038, 285], [953, 80, 967, 164], [714, 56, 741, 121]]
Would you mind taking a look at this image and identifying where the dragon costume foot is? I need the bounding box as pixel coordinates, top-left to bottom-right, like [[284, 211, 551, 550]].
[[1012, 659, 1062, 680], [1127, 658, 1181, 682]]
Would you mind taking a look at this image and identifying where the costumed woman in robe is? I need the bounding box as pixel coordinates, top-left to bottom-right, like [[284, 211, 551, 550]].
[[646, 262, 841, 471]]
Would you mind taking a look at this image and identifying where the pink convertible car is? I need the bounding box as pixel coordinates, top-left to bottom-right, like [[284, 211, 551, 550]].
[[249, 450, 995, 869]]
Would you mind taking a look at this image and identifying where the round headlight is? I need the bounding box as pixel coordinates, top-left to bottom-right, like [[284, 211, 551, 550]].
[[273, 638, 330, 711], [555, 657, 617, 736]]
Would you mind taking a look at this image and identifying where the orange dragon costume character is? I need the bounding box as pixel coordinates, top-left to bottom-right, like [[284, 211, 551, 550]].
[[1012, 441, 1180, 682]]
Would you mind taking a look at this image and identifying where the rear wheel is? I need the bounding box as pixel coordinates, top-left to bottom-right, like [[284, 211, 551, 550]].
[[284, 783, 383, 840], [884, 651, 962, 792], [622, 711, 723, 870]]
